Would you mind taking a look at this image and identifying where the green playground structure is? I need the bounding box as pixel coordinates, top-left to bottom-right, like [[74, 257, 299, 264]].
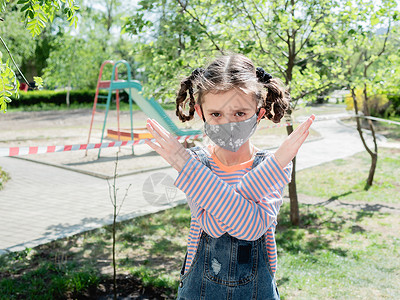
[[128, 88, 202, 136], [86, 60, 202, 158]]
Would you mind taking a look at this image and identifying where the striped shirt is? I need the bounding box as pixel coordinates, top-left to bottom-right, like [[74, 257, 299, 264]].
[[174, 145, 292, 276]]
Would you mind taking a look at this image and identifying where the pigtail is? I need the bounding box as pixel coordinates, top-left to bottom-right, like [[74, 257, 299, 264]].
[[256, 67, 290, 123], [175, 68, 204, 122]]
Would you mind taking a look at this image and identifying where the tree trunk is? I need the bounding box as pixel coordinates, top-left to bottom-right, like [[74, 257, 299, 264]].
[[367, 152, 377, 188], [362, 84, 378, 189], [113, 209, 117, 300], [286, 118, 299, 226], [66, 79, 71, 107], [284, 74, 299, 226], [288, 156, 299, 226], [351, 87, 378, 190], [284, 18, 299, 226]]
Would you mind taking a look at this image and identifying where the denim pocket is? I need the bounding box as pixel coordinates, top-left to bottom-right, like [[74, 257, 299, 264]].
[[180, 236, 204, 281], [204, 236, 258, 286]]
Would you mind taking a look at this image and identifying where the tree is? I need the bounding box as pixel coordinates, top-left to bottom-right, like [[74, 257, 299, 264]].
[[42, 33, 107, 105], [42, 1, 137, 105], [336, 0, 399, 189], [0, 8, 37, 73], [123, 0, 342, 225], [0, 0, 79, 112], [122, 0, 209, 99]]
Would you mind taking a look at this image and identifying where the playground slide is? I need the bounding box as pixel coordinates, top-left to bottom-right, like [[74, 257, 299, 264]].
[[126, 87, 203, 137]]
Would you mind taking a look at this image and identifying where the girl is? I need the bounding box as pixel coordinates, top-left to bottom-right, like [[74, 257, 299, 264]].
[[145, 54, 315, 300]]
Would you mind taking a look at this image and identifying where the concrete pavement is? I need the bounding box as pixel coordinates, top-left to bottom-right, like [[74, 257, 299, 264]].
[[0, 114, 385, 254]]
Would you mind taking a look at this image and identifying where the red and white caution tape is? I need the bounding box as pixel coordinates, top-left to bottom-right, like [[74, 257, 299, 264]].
[[0, 133, 206, 157]]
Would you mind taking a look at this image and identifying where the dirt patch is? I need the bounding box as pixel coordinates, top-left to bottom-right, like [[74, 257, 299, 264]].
[[66, 274, 176, 300]]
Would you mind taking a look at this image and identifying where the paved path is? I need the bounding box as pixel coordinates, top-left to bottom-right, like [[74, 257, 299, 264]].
[[0, 114, 388, 254]]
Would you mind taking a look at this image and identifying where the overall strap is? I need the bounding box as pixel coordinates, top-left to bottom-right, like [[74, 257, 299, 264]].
[[189, 146, 212, 170], [251, 149, 271, 169]]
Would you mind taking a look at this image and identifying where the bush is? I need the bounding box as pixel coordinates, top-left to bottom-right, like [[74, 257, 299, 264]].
[[385, 94, 400, 118], [344, 89, 390, 117], [9, 89, 131, 108]]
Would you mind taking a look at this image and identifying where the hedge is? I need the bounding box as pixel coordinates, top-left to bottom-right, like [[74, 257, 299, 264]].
[[387, 94, 400, 116], [9, 89, 131, 108]]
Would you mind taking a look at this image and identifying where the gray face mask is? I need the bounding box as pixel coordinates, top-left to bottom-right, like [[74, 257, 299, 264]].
[[204, 113, 258, 152]]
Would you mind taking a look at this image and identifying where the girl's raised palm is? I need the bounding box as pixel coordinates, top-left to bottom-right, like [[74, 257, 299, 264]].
[[274, 115, 315, 168], [145, 118, 190, 172]]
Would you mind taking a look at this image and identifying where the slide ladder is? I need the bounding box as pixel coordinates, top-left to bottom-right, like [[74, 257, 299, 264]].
[[86, 60, 138, 158]]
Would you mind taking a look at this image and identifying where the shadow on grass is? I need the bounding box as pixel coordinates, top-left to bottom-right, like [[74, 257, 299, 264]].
[[276, 196, 391, 262], [313, 192, 400, 215], [116, 213, 188, 272], [276, 201, 365, 259], [311, 191, 353, 206], [277, 218, 345, 258]]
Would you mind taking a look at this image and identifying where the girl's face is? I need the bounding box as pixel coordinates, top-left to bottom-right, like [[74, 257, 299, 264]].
[[194, 89, 265, 125]]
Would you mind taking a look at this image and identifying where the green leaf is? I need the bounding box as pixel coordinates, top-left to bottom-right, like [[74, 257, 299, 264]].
[[20, 3, 30, 12], [33, 76, 44, 89], [0, 57, 18, 113], [0, 0, 7, 12], [38, 11, 47, 22], [371, 16, 379, 26]]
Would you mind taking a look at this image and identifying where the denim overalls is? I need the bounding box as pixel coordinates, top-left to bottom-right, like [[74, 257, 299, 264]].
[[177, 147, 280, 300]]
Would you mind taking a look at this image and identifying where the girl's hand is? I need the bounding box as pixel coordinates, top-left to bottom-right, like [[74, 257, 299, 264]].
[[274, 115, 315, 168], [145, 118, 191, 172]]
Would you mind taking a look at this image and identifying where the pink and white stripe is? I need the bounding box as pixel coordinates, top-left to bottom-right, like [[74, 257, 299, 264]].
[[0, 134, 206, 157]]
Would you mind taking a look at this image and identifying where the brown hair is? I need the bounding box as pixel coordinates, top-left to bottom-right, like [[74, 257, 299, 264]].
[[175, 54, 290, 123]]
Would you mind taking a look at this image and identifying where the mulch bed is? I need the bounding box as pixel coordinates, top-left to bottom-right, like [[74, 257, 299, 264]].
[[66, 274, 176, 300]]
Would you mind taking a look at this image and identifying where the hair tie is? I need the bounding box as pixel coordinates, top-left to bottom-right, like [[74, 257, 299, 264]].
[[256, 67, 272, 84], [192, 67, 204, 78]]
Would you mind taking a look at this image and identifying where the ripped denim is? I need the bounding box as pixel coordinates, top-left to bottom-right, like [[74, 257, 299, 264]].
[[177, 231, 280, 300]]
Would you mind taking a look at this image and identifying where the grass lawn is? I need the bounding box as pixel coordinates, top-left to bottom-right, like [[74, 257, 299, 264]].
[[276, 204, 400, 299], [297, 148, 400, 204], [1, 148, 399, 299]]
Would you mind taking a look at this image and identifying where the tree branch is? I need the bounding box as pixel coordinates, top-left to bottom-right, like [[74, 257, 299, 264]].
[[294, 53, 319, 65], [295, 14, 325, 56], [176, 0, 224, 54], [0, 35, 30, 86], [239, 0, 266, 50], [250, 0, 269, 24], [351, 87, 374, 157], [231, 0, 286, 80], [363, 83, 378, 153], [246, 1, 288, 58], [291, 82, 331, 108], [364, 19, 391, 72]]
